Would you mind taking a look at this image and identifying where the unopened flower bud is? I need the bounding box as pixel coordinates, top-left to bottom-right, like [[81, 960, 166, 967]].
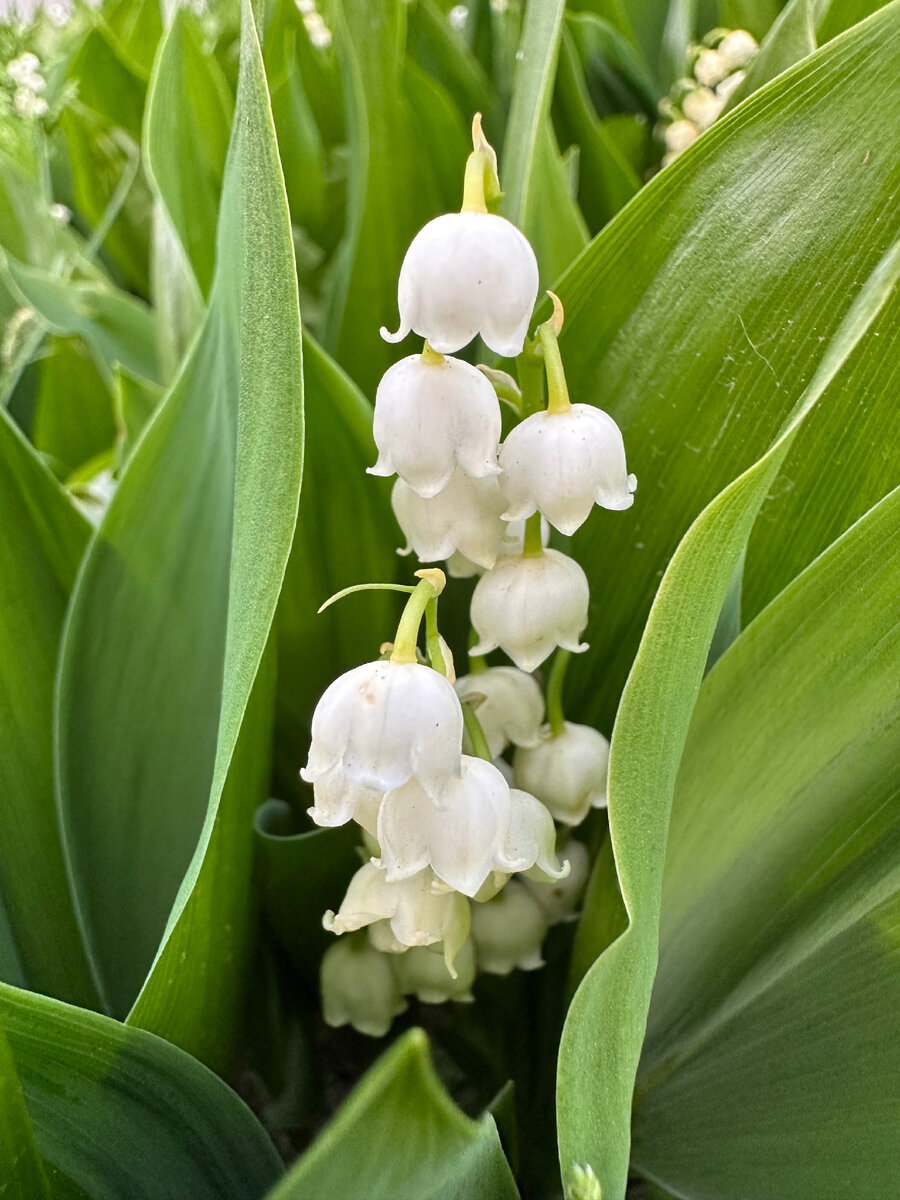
[[715, 70, 745, 103], [693, 47, 728, 87], [381, 212, 539, 358], [664, 118, 699, 155], [524, 838, 590, 922], [471, 880, 548, 975], [470, 549, 589, 672], [369, 354, 501, 498], [324, 863, 470, 972], [392, 469, 507, 569], [682, 86, 725, 131], [320, 937, 406, 1037], [499, 404, 636, 535], [394, 941, 477, 1004], [301, 660, 463, 801], [718, 29, 757, 69], [376, 756, 565, 897], [455, 666, 544, 757], [514, 721, 609, 826]]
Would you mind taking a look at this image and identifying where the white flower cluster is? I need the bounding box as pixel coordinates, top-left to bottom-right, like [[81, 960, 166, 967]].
[[657, 28, 758, 167], [312, 116, 628, 1036], [4, 51, 47, 118]]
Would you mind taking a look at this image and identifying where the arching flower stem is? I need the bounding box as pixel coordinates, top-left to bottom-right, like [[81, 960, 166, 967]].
[[545, 648, 572, 737], [537, 292, 572, 415], [460, 113, 502, 214], [390, 569, 446, 664], [461, 700, 493, 762]]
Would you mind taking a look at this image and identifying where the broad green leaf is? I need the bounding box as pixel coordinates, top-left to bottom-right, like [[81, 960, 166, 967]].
[[127, 647, 275, 1071], [55, 0, 303, 1018], [102, 0, 164, 77], [0, 982, 282, 1198], [0, 407, 97, 1008], [31, 338, 116, 477], [817, 0, 892, 39], [0, 1025, 51, 1200], [267, 1029, 519, 1200], [112, 363, 162, 465], [2, 257, 161, 386], [557, 237, 900, 1199], [274, 334, 398, 784], [407, 0, 496, 126], [144, 7, 234, 296], [632, 486, 900, 1198], [254, 799, 358, 977], [67, 27, 147, 141], [324, 0, 440, 396], [550, 7, 900, 731]]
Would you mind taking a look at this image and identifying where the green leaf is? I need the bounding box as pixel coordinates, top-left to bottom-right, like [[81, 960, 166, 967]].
[[556, 236, 900, 1199], [144, 7, 234, 296], [254, 799, 359, 977], [0, 407, 97, 1008], [31, 338, 117, 477], [127, 646, 275, 1072], [0, 1024, 51, 1200], [266, 1029, 519, 1200], [55, 0, 303, 1018], [2, 257, 161, 386], [0, 982, 282, 1198], [550, 7, 900, 731], [274, 334, 398, 783], [631, 485, 900, 1199]]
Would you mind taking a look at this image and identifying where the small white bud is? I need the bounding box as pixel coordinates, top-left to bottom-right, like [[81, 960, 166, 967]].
[[49, 203, 72, 224], [392, 469, 507, 569], [514, 721, 609, 826], [301, 660, 463, 800], [718, 29, 757, 70], [471, 880, 548, 975], [499, 404, 636, 535], [524, 838, 591, 923], [369, 354, 501, 498], [381, 212, 539, 358], [693, 47, 728, 87], [681, 86, 725, 131], [455, 666, 544, 758], [470, 549, 589, 673], [376, 756, 565, 898], [320, 937, 406, 1037], [394, 941, 477, 1003], [7, 53, 40, 83], [664, 118, 699, 155], [324, 863, 471, 973], [567, 1162, 603, 1200], [13, 87, 48, 119]]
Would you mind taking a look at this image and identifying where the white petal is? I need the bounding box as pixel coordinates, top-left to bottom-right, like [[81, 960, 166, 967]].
[[306, 769, 383, 834], [513, 721, 610, 825], [394, 941, 476, 1004], [470, 880, 548, 975], [391, 469, 507, 568], [369, 354, 501, 497], [501, 788, 568, 880], [455, 666, 545, 757], [499, 404, 634, 536], [524, 839, 591, 923], [389, 212, 539, 357], [470, 549, 589, 672], [301, 660, 463, 799]]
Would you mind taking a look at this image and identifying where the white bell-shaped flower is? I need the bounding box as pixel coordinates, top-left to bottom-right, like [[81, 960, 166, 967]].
[[320, 938, 407, 1037], [368, 353, 501, 498], [301, 660, 462, 801], [375, 756, 565, 897], [514, 721, 610, 825], [718, 29, 757, 69], [455, 667, 544, 758], [392, 470, 507, 569], [306, 772, 382, 835], [443, 516, 547, 579], [470, 549, 589, 672], [682, 87, 725, 131], [324, 862, 470, 973], [693, 47, 728, 87], [471, 880, 548, 975], [499, 404, 636, 534], [381, 212, 539, 358], [394, 941, 477, 1004], [524, 838, 591, 923]]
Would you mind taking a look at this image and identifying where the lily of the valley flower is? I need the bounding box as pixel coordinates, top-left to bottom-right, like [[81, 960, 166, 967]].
[[301, 659, 463, 800], [394, 941, 477, 1004], [380, 211, 539, 358], [455, 666, 544, 757], [524, 838, 591, 923], [470, 548, 590, 672], [392, 469, 507, 569], [369, 352, 501, 497], [470, 879, 549, 975], [324, 862, 470, 973], [375, 756, 565, 897], [443, 515, 548, 579], [499, 403, 637, 533], [306, 772, 382, 835], [320, 937, 407, 1037], [514, 721, 610, 825]]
